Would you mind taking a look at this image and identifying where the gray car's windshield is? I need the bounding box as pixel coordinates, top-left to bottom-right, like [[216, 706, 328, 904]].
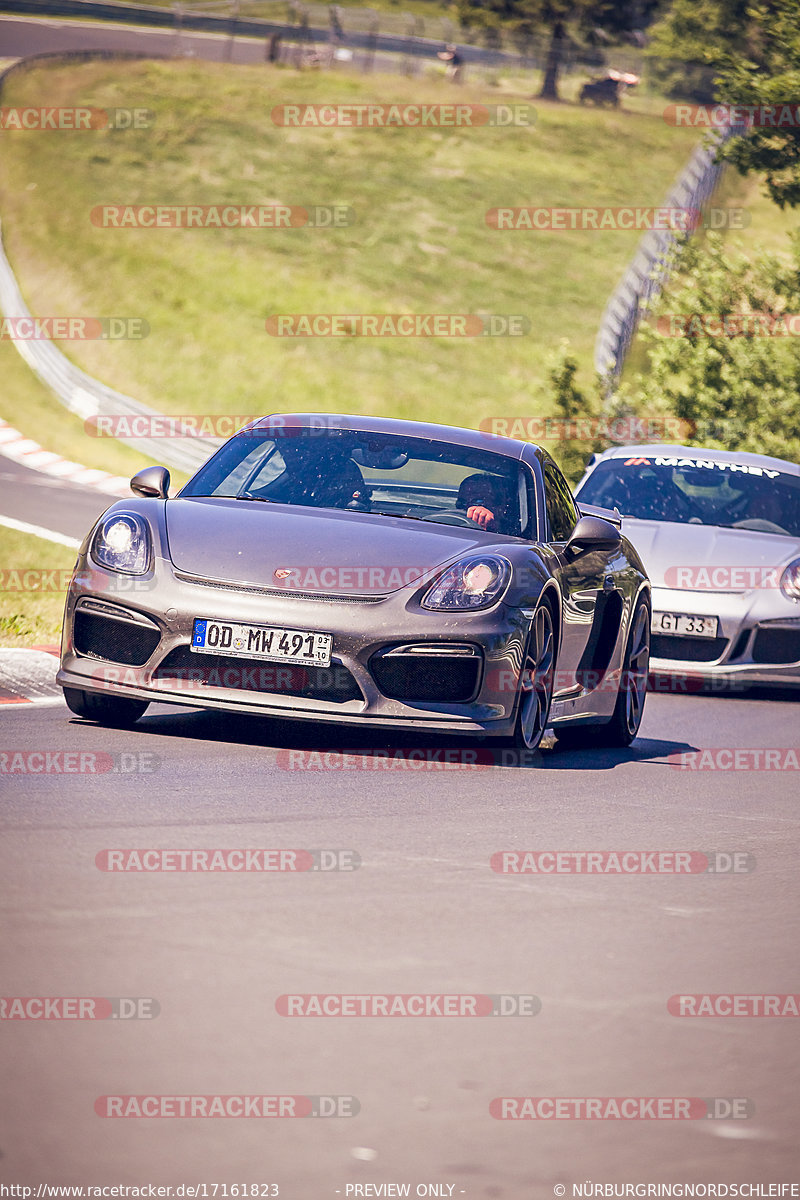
[[181, 427, 531, 538], [577, 455, 800, 537]]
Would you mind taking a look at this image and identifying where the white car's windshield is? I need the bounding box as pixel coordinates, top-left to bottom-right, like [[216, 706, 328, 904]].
[[578, 455, 800, 537]]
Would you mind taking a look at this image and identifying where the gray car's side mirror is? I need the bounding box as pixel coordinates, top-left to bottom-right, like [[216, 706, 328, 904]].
[[564, 514, 621, 558], [131, 466, 170, 499]]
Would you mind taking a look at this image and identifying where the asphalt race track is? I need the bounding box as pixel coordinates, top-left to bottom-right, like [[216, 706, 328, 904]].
[[0, 456, 112, 541], [2, 12, 800, 1195], [2, 683, 800, 1189], [0, 14, 306, 65]]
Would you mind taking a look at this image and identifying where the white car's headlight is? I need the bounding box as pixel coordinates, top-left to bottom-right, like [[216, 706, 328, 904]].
[[421, 556, 510, 611], [91, 513, 151, 575], [780, 558, 800, 602]]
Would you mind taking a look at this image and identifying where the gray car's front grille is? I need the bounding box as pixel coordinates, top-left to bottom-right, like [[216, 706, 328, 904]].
[[154, 647, 363, 703], [173, 571, 386, 604]]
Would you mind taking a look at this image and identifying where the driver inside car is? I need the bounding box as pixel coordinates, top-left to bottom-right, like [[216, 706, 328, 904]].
[[455, 473, 513, 533], [251, 438, 371, 510]]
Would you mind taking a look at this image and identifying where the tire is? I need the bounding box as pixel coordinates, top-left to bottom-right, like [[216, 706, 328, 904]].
[[63, 687, 149, 728], [505, 598, 556, 753], [556, 594, 650, 749]]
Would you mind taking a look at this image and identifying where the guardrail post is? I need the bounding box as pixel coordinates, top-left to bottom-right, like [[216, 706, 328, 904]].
[[173, 0, 183, 57]]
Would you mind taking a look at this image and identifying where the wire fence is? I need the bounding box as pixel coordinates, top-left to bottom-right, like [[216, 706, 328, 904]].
[[594, 124, 746, 382], [167, 0, 654, 79]]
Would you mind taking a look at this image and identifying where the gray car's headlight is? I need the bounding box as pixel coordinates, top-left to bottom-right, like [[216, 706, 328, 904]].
[[91, 513, 151, 574], [780, 558, 800, 602], [421, 556, 510, 611]]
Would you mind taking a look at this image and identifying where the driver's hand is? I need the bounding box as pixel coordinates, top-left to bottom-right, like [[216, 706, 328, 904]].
[[467, 505, 495, 529]]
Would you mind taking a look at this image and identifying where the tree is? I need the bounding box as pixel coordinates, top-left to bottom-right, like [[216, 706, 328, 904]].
[[644, 0, 751, 102], [715, 0, 800, 208], [453, 0, 658, 99], [645, 0, 800, 206], [603, 233, 800, 464]]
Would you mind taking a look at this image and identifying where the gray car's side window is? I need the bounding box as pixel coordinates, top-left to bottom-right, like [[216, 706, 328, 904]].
[[543, 459, 579, 542]]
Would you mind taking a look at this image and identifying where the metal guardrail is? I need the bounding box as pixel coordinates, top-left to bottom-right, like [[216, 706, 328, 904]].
[[1, 0, 650, 74], [594, 125, 744, 381], [0, 0, 522, 66], [0, 216, 218, 472], [0, 52, 220, 474]]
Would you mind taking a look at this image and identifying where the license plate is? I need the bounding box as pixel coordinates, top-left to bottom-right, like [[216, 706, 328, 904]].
[[653, 611, 719, 639], [191, 619, 332, 667]]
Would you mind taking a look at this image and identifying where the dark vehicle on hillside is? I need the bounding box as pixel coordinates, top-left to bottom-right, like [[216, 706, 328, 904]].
[[58, 414, 651, 751], [580, 70, 639, 107]]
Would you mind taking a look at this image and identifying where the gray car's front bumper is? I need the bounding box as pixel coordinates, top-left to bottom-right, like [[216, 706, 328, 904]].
[[57, 556, 535, 736]]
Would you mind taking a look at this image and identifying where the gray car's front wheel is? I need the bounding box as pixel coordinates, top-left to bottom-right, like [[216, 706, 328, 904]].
[[612, 594, 651, 744], [63, 687, 149, 728], [507, 600, 556, 753]]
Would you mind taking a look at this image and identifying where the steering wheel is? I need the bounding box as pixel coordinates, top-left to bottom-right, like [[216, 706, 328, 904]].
[[669, 487, 699, 519], [732, 517, 789, 535], [419, 508, 483, 527]]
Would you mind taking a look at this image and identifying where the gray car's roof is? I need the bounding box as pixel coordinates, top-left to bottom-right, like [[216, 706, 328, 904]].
[[245, 412, 530, 461], [594, 444, 800, 476]]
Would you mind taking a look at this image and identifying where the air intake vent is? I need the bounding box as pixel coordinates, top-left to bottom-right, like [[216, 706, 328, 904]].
[[751, 626, 800, 665], [651, 634, 727, 663], [74, 609, 160, 666], [371, 650, 481, 703]]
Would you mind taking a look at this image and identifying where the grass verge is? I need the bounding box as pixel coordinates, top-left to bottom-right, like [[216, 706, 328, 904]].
[[0, 333, 168, 480], [0, 57, 701, 439], [0, 525, 75, 648]]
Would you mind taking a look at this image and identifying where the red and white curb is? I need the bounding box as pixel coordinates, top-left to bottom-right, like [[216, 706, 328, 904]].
[[0, 645, 63, 706], [0, 418, 130, 496]]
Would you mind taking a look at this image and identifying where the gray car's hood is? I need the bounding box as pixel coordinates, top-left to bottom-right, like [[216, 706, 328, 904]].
[[622, 518, 800, 591], [165, 497, 496, 595]]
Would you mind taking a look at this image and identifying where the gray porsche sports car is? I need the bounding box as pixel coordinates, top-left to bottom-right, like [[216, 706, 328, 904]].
[[575, 444, 800, 690], [58, 414, 651, 750]]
